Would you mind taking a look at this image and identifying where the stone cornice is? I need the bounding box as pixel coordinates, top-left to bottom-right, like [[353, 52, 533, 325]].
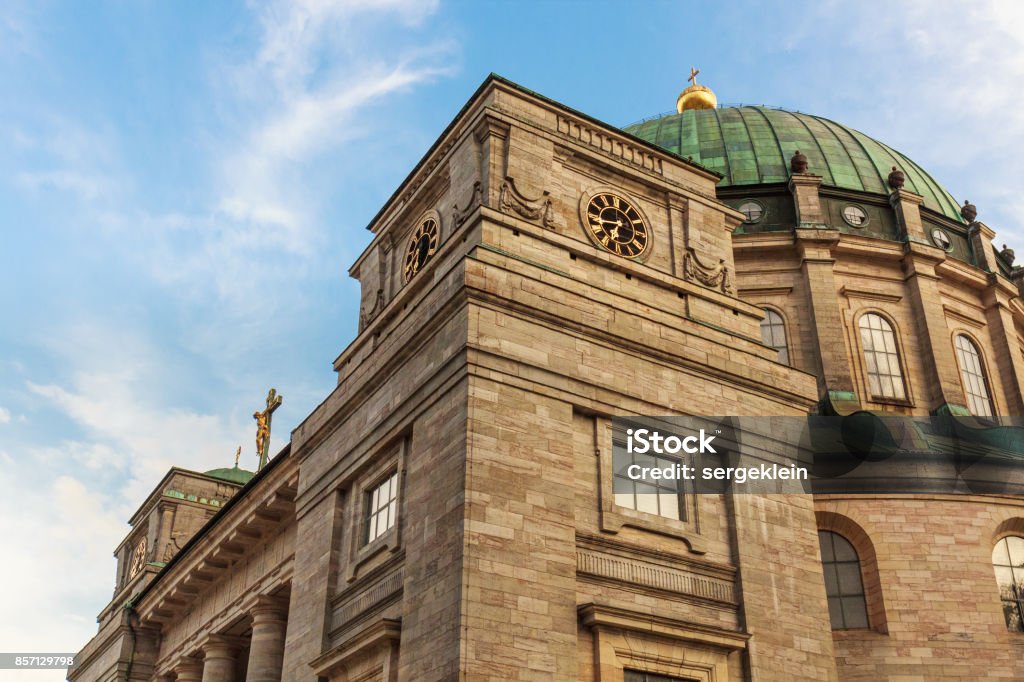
[[136, 457, 298, 628], [577, 602, 749, 651]]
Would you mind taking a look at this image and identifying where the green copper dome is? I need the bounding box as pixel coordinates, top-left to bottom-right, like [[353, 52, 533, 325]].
[[624, 106, 964, 223], [204, 465, 254, 485]]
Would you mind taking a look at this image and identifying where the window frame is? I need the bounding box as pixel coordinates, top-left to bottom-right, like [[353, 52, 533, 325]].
[[344, 438, 407, 584], [953, 333, 996, 418], [594, 416, 706, 554], [819, 530, 870, 630], [759, 306, 790, 365], [612, 431, 687, 523], [992, 534, 1024, 632], [841, 203, 870, 228], [736, 199, 766, 224], [855, 311, 911, 405], [363, 471, 399, 545]]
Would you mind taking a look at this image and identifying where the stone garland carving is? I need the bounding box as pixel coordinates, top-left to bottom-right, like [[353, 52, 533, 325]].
[[499, 176, 555, 228], [359, 288, 385, 329], [452, 180, 483, 229], [682, 246, 733, 295]]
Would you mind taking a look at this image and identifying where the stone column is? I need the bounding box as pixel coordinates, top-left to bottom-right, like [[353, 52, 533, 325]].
[[173, 658, 204, 682], [246, 595, 287, 682], [201, 635, 239, 682]]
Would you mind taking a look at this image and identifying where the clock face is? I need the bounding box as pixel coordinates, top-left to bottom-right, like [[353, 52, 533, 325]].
[[584, 193, 649, 258], [128, 538, 147, 579], [403, 218, 439, 282]]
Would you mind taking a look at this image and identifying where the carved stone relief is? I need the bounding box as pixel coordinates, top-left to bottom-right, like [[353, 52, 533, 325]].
[[453, 180, 483, 229], [499, 176, 555, 228], [682, 246, 733, 295]]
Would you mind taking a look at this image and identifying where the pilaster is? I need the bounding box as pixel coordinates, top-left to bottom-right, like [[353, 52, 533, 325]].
[[970, 221, 1000, 273], [889, 188, 928, 243], [473, 115, 510, 211], [789, 173, 826, 227], [901, 241, 968, 411], [796, 228, 860, 410], [156, 503, 175, 563], [982, 279, 1024, 414], [281, 491, 340, 682]]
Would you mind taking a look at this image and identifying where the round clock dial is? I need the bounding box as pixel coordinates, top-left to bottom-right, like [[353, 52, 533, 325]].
[[585, 193, 649, 258], [128, 538, 147, 579], [403, 218, 439, 282]]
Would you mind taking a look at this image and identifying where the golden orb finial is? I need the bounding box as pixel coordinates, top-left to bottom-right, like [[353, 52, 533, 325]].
[[676, 66, 717, 113]]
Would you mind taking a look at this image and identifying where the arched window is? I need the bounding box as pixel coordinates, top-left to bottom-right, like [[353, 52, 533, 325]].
[[858, 313, 906, 400], [992, 536, 1024, 631], [955, 335, 994, 417], [760, 308, 789, 365], [819, 530, 869, 629]]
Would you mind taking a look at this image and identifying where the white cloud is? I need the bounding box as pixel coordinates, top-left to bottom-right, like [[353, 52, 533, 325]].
[[788, 0, 1024, 245], [0, 0, 454, 671], [0, 468, 128, 673], [15, 169, 116, 201], [215, 0, 452, 249]]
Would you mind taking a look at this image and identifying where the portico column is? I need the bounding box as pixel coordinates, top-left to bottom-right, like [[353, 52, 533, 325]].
[[201, 635, 239, 682], [246, 595, 287, 682], [172, 658, 203, 682]]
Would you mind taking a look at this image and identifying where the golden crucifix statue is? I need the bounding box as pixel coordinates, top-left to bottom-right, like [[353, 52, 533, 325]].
[[253, 388, 283, 470], [688, 66, 700, 86]]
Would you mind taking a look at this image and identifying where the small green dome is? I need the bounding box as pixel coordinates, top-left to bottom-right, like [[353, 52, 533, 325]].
[[624, 106, 964, 223], [203, 465, 254, 485]]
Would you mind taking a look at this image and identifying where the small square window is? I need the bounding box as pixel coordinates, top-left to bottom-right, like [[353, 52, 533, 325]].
[[364, 472, 398, 544]]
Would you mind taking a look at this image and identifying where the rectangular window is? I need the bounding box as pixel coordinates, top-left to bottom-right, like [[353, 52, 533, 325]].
[[613, 438, 685, 522], [364, 472, 398, 544]]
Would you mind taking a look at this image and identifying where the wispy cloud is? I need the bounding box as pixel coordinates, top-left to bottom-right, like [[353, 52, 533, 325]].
[[0, 3, 457, 662], [216, 0, 453, 251], [787, 0, 1024, 244], [15, 169, 117, 201]]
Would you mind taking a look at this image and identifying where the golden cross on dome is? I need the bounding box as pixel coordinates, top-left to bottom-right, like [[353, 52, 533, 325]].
[[688, 67, 700, 86]]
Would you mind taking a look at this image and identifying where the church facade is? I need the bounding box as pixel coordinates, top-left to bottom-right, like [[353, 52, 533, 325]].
[[71, 74, 1024, 681]]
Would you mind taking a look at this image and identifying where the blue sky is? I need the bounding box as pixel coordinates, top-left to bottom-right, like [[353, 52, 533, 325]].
[[2, 0, 1023, 671]]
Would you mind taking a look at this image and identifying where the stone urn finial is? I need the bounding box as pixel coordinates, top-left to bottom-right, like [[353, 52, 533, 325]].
[[961, 199, 978, 223], [1001, 244, 1016, 266], [887, 165, 905, 190], [790, 150, 808, 174]]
